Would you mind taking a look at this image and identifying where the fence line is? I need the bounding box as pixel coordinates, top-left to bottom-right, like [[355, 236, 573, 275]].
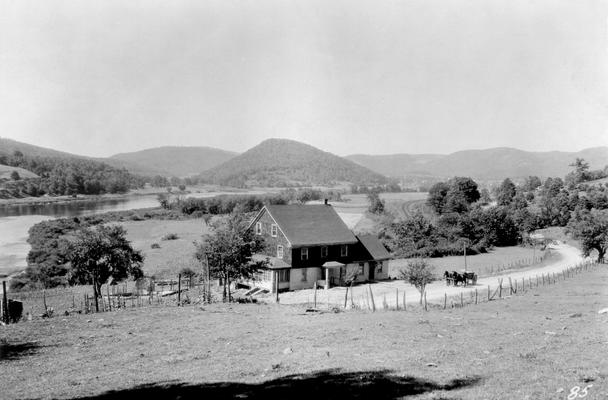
[[306, 261, 599, 313]]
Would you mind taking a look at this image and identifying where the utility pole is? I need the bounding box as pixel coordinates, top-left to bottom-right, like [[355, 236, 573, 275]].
[[463, 240, 467, 273], [206, 253, 211, 303]]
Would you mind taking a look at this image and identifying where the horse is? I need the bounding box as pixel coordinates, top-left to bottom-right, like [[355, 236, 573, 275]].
[[443, 271, 454, 286], [451, 271, 467, 286]]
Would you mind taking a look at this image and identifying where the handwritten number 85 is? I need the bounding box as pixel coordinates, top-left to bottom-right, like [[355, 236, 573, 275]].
[[568, 385, 592, 400]]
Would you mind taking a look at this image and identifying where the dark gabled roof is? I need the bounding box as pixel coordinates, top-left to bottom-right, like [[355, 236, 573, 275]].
[[263, 204, 358, 247], [356, 234, 391, 261]]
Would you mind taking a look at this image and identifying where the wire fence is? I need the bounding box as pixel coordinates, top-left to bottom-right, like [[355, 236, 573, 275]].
[[299, 261, 600, 312]]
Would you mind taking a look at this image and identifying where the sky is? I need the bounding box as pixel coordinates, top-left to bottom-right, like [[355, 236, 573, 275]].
[[0, 0, 607, 157]]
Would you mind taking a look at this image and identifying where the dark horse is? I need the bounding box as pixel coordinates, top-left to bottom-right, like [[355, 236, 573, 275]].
[[443, 271, 468, 286]]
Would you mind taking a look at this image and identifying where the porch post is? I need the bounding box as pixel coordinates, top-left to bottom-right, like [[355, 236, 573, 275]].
[[324, 268, 329, 290]]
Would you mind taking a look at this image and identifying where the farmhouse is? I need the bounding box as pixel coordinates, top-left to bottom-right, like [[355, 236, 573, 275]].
[[245, 202, 390, 293]]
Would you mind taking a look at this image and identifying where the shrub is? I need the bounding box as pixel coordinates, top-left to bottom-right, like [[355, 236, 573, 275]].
[[151, 243, 160, 249], [162, 233, 179, 241]]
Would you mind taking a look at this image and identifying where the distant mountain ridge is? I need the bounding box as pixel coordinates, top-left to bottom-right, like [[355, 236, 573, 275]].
[[110, 146, 238, 177], [347, 146, 608, 180], [199, 138, 389, 187], [0, 138, 237, 177]]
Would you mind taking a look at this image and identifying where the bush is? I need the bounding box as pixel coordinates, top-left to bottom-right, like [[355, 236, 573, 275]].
[[162, 233, 179, 241], [151, 243, 161, 249]]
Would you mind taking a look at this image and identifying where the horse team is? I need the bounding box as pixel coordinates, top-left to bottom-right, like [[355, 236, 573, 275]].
[[443, 270, 478, 286]]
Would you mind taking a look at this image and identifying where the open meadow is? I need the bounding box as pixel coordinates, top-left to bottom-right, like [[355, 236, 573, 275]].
[[116, 218, 210, 278], [1, 264, 607, 399]]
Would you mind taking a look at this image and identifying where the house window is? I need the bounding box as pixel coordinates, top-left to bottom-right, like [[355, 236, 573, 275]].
[[341, 245, 348, 257], [358, 263, 364, 275], [377, 262, 383, 273], [255, 222, 262, 235], [261, 270, 272, 281], [300, 268, 307, 282], [321, 246, 328, 258], [301, 247, 308, 261], [278, 269, 290, 282], [271, 224, 278, 237], [277, 245, 284, 259]]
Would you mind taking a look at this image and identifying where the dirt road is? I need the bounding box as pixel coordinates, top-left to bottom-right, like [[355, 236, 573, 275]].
[[271, 242, 588, 308]]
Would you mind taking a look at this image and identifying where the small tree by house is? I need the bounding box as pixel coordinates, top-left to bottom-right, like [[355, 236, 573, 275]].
[[67, 225, 144, 311], [194, 213, 267, 302], [10, 170, 20, 181], [398, 259, 436, 304]]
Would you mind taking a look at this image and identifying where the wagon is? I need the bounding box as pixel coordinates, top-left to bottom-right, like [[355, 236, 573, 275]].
[[444, 270, 477, 286]]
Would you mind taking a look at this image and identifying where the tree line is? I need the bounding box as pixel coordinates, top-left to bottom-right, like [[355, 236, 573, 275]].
[[158, 188, 344, 216], [0, 150, 145, 197], [379, 159, 608, 262]]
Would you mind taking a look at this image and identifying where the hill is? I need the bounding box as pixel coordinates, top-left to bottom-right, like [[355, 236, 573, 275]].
[[0, 137, 155, 175], [199, 138, 389, 187], [347, 146, 608, 181], [110, 146, 238, 177], [0, 164, 38, 180]]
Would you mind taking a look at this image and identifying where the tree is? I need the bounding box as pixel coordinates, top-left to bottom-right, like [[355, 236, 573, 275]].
[[567, 209, 608, 263], [523, 176, 542, 192], [496, 178, 516, 206], [67, 225, 144, 311], [427, 182, 449, 214], [398, 259, 436, 305], [367, 192, 385, 214], [428, 178, 479, 214], [384, 213, 438, 257], [194, 213, 266, 302], [565, 158, 591, 186], [448, 177, 480, 204], [10, 170, 20, 181], [479, 188, 492, 204]]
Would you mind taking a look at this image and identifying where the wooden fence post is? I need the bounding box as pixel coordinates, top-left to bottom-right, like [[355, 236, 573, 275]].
[[460, 292, 463, 308], [106, 285, 111, 312], [343, 286, 349, 309], [403, 291, 406, 311], [444, 293, 447, 309], [487, 285, 490, 301], [395, 289, 399, 311], [368, 285, 376, 312], [313, 282, 317, 308], [498, 279, 502, 298], [2, 281, 8, 324], [475, 288, 478, 305], [177, 274, 181, 306]]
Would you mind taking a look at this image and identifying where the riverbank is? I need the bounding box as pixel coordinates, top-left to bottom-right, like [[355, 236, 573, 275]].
[[0, 184, 269, 207]]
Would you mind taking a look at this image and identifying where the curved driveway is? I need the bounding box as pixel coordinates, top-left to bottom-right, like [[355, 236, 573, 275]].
[[273, 242, 587, 308]]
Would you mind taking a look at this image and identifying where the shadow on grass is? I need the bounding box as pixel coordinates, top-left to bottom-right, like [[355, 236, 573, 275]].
[[0, 341, 40, 361], [75, 369, 482, 399]]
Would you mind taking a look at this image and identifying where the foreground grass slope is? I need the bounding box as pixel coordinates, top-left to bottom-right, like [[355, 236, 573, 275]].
[[1, 267, 607, 399]]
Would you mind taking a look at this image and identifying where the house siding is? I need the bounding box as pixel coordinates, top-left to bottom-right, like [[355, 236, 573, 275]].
[[290, 243, 360, 269], [288, 267, 323, 290], [254, 209, 292, 265]]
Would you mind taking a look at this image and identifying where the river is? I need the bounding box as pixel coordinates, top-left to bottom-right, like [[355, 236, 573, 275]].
[[0, 191, 270, 275]]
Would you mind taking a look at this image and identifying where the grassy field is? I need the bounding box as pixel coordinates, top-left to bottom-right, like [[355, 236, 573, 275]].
[[389, 246, 553, 279], [116, 218, 211, 278], [1, 265, 606, 399]]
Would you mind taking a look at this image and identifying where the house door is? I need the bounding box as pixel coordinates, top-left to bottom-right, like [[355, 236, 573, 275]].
[[369, 261, 376, 280]]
